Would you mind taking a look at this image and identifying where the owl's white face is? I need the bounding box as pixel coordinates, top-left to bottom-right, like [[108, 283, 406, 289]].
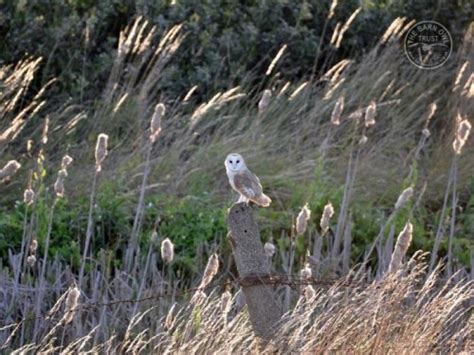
[[225, 153, 246, 172]]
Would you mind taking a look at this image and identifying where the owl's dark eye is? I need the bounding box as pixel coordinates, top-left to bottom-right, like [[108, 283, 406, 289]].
[[236, 160, 240, 163], [229, 160, 233, 164]]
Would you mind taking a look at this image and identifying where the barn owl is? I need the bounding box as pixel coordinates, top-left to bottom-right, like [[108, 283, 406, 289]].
[[225, 153, 272, 207]]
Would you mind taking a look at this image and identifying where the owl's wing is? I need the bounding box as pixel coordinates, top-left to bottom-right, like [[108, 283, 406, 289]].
[[233, 170, 263, 200]]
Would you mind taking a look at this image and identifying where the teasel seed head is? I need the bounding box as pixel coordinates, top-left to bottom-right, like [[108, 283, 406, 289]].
[[364, 101, 376, 127], [296, 203, 311, 235], [95, 133, 109, 172], [258, 89, 272, 115], [388, 222, 413, 273], [24, 188, 35, 205], [395, 186, 413, 210], [0, 160, 21, 182], [320, 202, 335, 233], [331, 95, 344, 125], [199, 253, 219, 289], [161, 238, 174, 263], [150, 103, 165, 143], [264, 241, 276, 258], [64, 287, 81, 324]]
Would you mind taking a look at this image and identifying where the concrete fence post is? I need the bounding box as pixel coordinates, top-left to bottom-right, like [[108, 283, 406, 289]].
[[226, 202, 282, 339]]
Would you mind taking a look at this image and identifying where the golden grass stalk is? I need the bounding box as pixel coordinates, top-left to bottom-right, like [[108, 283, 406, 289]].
[[331, 95, 344, 125], [328, 0, 338, 19], [364, 100, 376, 127], [161, 238, 174, 263], [266, 44, 287, 76], [64, 287, 81, 324], [334, 7, 362, 48], [296, 203, 311, 235], [320, 202, 334, 233], [387, 222, 413, 273], [258, 90, 272, 115], [394, 186, 413, 210], [0, 160, 21, 181], [95, 133, 109, 172], [150, 103, 165, 143], [199, 253, 219, 289]]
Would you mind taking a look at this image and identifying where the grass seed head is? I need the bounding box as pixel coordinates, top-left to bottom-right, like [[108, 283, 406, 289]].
[[54, 169, 68, 197], [453, 116, 471, 155], [23, 188, 35, 205], [221, 290, 232, 315], [296, 203, 311, 235], [161, 238, 174, 263], [200, 253, 219, 289], [64, 287, 81, 324], [364, 100, 377, 127], [258, 89, 272, 114], [300, 263, 312, 280], [61, 155, 73, 170], [320, 202, 335, 233], [26, 255, 36, 267], [422, 128, 431, 138], [331, 95, 344, 125], [95, 133, 109, 172], [395, 186, 413, 210], [264, 241, 276, 258], [150, 103, 165, 143], [30, 239, 38, 254], [388, 222, 413, 273], [0, 160, 21, 182]]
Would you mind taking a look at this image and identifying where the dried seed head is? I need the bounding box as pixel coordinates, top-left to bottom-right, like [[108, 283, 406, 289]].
[[364, 101, 376, 127], [200, 253, 219, 289], [395, 187, 413, 210], [24, 188, 35, 205], [150, 230, 158, 245], [264, 241, 276, 258], [388, 222, 413, 273], [300, 263, 312, 280], [161, 238, 174, 263], [0, 160, 21, 181], [190, 290, 207, 306], [320, 202, 335, 233], [359, 135, 368, 145], [302, 285, 316, 300], [95, 133, 109, 172], [61, 155, 73, 170], [150, 103, 165, 143], [64, 287, 80, 324], [296, 203, 311, 235], [422, 128, 431, 138], [221, 290, 232, 315], [258, 89, 272, 114], [165, 302, 177, 329], [26, 255, 36, 267], [331, 95, 344, 125], [41, 117, 49, 145], [54, 169, 68, 198], [30, 239, 38, 254], [328, 0, 338, 19], [453, 116, 471, 155]]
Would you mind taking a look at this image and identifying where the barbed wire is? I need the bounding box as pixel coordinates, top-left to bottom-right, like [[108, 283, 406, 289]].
[[0, 274, 369, 332]]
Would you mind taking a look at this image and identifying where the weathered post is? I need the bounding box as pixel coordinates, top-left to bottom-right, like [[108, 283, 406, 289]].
[[226, 202, 282, 339]]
